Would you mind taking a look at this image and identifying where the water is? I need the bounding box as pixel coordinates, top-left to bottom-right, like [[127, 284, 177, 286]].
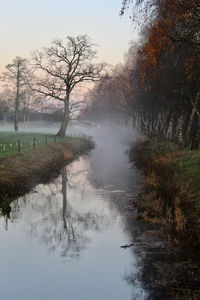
[[0, 121, 149, 300]]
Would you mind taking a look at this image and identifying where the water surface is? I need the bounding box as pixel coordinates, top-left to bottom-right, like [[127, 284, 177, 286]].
[[0, 122, 148, 300]]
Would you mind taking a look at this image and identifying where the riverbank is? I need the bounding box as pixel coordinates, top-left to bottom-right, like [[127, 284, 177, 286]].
[[0, 135, 94, 211], [0, 131, 71, 158], [129, 139, 200, 298]]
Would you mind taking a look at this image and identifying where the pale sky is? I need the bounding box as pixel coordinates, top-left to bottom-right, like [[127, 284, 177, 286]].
[[0, 0, 135, 72]]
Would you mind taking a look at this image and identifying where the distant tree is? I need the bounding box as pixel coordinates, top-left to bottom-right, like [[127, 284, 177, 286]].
[[21, 94, 31, 122], [31, 35, 106, 136], [0, 90, 13, 124], [80, 58, 136, 126], [2, 57, 29, 131]]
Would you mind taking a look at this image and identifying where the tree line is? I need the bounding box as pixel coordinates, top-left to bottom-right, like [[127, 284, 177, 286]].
[[82, 0, 200, 148], [0, 35, 106, 136]]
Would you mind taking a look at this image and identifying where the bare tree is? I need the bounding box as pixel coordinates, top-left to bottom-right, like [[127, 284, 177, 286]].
[[31, 35, 106, 136], [2, 57, 29, 131], [0, 90, 13, 125]]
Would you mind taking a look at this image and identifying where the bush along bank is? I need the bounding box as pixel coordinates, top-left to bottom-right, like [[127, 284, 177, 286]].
[[0, 135, 94, 208], [130, 139, 200, 298]]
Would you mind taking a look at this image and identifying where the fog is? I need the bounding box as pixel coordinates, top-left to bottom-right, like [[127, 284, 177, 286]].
[[0, 120, 149, 300], [0, 119, 139, 194]]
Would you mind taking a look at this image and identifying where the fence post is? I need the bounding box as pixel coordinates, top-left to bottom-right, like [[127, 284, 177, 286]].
[[33, 137, 36, 149], [54, 136, 56, 144], [45, 136, 48, 145], [18, 140, 21, 154]]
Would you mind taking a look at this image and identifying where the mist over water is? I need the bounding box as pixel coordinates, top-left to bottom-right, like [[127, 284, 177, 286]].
[[0, 120, 149, 300], [0, 119, 140, 192], [0, 120, 61, 134]]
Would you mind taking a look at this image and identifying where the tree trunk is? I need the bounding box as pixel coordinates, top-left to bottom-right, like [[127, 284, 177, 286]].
[[15, 75, 20, 132], [171, 114, 179, 142], [175, 115, 184, 143], [191, 117, 200, 149], [3, 112, 7, 125], [62, 167, 68, 230], [182, 108, 192, 147], [14, 98, 19, 131], [56, 93, 69, 137], [161, 111, 171, 139], [185, 93, 200, 147], [185, 105, 198, 147], [26, 110, 30, 122]]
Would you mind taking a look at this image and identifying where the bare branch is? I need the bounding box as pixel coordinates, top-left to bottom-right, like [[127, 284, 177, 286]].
[[30, 35, 106, 135]]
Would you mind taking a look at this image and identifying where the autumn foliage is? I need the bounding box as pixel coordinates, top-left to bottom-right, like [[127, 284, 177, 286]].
[[83, 0, 200, 149]]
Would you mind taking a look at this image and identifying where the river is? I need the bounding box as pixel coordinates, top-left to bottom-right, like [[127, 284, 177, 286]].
[[0, 121, 157, 300]]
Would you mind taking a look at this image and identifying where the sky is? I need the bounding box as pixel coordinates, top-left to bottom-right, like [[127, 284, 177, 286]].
[[0, 0, 136, 72]]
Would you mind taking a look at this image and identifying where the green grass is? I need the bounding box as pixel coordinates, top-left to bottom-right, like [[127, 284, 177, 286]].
[[0, 131, 68, 158], [180, 149, 200, 216], [150, 141, 200, 200], [181, 149, 200, 184], [132, 139, 200, 240], [0, 133, 94, 203]]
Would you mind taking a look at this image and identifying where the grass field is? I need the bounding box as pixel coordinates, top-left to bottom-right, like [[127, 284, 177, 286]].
[[0, 131, 68, 158], [0, 132, 94, 202], [181, 148, 200, 200]]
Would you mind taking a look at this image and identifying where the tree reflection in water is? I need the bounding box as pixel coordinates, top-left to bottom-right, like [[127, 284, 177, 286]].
[[8, 159, 111, 259]]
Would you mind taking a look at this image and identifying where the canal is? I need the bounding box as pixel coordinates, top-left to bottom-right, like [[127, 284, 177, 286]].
[[0, 122, 150, 300]]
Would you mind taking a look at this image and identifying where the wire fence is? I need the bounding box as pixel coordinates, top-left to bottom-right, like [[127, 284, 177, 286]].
[[0, 135, 67, 158]]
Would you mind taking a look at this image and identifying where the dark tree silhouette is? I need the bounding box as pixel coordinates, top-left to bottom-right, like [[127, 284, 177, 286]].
[[31, 35, 106, 136], [3, 57, 28, 131]]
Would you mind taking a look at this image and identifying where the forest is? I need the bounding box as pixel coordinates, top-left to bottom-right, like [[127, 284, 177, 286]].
[[82, 0, 200, 149]]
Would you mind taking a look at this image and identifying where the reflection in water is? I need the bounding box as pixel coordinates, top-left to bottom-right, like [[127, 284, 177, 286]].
[[0, 156, 147, 300], [0, 123, 151, 300], [9, 159, 111, 259], [62, 166, 79, 256]]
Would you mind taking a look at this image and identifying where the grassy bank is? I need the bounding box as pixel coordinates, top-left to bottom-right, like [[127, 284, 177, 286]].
[[0, 131, 69, 158], [130, 139, 200, 298], [0, 133, 94, 209]]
